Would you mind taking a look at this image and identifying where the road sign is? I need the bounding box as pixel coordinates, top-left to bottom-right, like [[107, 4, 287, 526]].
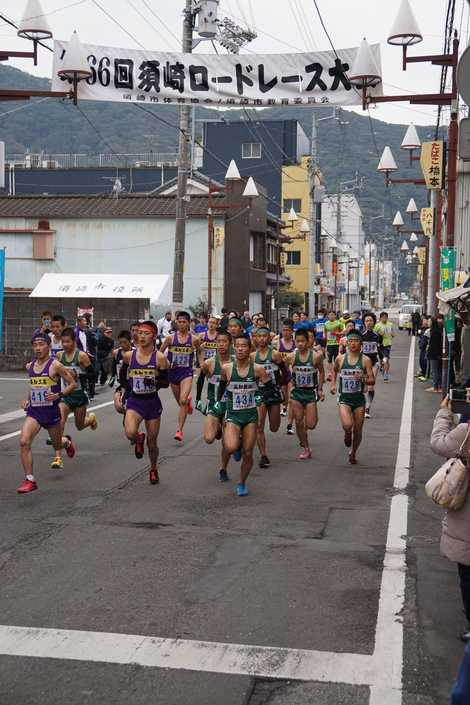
[[420, 141, 444, 190]]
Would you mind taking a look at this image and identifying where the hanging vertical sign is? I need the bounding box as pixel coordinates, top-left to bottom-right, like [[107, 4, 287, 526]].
[[420, 141, 444, 190], [440, 247, 456, 342], [0, 248, 5, 353], [420, 207, 434, 237]]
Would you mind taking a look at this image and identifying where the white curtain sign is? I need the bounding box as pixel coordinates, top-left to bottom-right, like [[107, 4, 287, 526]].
[[52, 41, 382, 107]]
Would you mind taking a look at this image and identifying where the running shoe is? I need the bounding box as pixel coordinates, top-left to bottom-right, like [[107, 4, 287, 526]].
[[383, 374, 389, 382], [50, 456, 63, 470], [344, 430, 353, 448], [149, 467, 159, 485], [365, 409, 371, 419], [286, 424, 294, 435], [135, 432, 146, 459], [299, 448, 312, 460], [233, 445, 242, 462], [88, 413, 98, 430], [187, 397, 193, 415], [236, 482, 249, 497], [219, 469, 229, 482], [280, 407, 287, 417], [174, 430, 183, 442], [259, 455, 270, 468], [17, 478, 38, 494], [65, 435, 76, 458]]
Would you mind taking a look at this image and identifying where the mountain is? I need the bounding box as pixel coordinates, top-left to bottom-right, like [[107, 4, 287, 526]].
[[0, 63, 439, 287]]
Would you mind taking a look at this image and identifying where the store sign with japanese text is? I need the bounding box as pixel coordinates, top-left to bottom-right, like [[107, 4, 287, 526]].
[[420, 141, 444, 190], [52, 41, 382, 107], [440, 246, 456, 341], [420, 207, 434, 237]]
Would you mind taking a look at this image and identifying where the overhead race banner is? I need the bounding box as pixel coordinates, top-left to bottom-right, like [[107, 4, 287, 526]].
[[52, 41, 382, 107]]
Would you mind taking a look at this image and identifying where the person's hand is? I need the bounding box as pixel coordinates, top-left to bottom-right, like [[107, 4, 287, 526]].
[[45, 391, 61, 402], [440, 395, 451, 410], [21, 399, 29, 410], [318, 390, 325, 402], [330, 385, 336, 395]]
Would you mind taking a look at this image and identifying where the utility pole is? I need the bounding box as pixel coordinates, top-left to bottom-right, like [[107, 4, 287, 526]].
[[173, 0, 193, 308], [309, 114, 318, 318]]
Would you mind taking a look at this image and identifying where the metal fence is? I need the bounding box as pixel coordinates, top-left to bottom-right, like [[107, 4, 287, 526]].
[[6, 152, 179, 169]]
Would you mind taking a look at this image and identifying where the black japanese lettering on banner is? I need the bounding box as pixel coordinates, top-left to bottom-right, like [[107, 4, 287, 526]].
[[62, 51, 354, 97]]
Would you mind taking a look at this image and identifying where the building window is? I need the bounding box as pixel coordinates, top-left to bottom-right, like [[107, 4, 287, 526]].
[[286, 251, 301, 265], [242, 142, 262, 159], [267, 243, 277, 266], [250, 232, 266, 269], [283, 198, 302, 214]]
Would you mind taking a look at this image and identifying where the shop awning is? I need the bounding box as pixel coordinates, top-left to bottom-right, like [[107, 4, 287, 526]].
[[29, 273, 172, 304]]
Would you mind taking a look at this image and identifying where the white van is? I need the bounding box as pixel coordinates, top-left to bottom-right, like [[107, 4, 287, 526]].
[[398, 303, 423, 330]]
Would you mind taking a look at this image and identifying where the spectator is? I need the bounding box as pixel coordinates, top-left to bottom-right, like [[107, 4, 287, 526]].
[[292, 311, 301, 331], [242, 311, 252, 332], [219, 307, 229, 331], [451, 642, 470, 703], [157, 311, 173, 340], [417, 316, 429, 381], [412, 309, 421, 336], [430, 396, 470, 643], [426, 316, 444, 393], [97, 326, 114, 385], [454, 317, 464, 385]]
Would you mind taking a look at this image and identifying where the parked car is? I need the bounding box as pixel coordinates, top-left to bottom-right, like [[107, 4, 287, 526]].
[[398, 303, 423, 330]]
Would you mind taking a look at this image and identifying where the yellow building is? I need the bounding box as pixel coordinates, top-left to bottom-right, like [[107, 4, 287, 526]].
[[281, 156, 311, 309]]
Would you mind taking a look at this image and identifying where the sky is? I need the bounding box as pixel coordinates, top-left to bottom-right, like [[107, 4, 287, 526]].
[[0, 0, 467, 126]]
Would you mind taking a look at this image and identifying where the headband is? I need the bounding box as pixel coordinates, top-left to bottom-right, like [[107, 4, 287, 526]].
[[347, 332, 362, 342], [256, 326, 270, 334], [139, 323, 157, 335], [229, 317, 243, 326], [31, 333, 50, 345]]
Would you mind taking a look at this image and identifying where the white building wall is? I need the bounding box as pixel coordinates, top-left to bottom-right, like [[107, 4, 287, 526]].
[[0, 216, 225, 311]]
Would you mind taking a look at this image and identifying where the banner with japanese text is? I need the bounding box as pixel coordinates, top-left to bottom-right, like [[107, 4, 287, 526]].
[[440, 247, 456, 342], [52, 41, 382, 107]]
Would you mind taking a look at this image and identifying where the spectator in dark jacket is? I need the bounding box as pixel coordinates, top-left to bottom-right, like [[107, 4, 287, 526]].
[[97, 326, 114, 385], [417, 316, 429, 380], [412, 310, 421, 336], [426, 316, 444, 393]]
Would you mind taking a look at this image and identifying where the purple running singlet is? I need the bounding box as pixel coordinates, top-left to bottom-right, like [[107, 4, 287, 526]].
[[126, 350, 163, 421], [26, 357, 61, 429], [167, 332, 194, 384]]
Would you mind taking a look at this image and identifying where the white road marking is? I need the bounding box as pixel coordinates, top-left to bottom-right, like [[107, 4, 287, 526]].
[[0, 377, 28, 381], [0, 409, 24, 424], [369, 336, 415, 705], [0, 624, 376, 685], [0, 341, 417, 702], [0, 400, 114, 443]]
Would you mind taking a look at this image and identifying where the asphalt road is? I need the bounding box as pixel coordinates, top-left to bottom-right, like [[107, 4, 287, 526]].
[[0, 337, 464, 705]]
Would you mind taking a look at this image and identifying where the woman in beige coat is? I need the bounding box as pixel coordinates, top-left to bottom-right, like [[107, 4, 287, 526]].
[[431, 398, 470, 642]]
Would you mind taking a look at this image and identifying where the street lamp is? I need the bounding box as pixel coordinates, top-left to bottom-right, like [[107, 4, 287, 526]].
[[393, 211, 405, 231], [56, 31, 93, 105], [406, 197, 419, 219], [17, 0, 52, 65], [225, 159, 241, 181], [401, 240, 410, 253], [377, 146, 398, 182], [409, 232, 419, 243], [401, 123, 421, 165], [299, 219, 310, 240]]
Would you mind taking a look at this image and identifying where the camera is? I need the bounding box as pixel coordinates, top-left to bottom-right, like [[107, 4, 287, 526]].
[[449, 386, 470, 415]]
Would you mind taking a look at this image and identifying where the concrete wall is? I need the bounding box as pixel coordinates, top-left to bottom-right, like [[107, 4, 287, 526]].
[[0, 216, 225, 313], [1, 295, 145, 370], [281, 157, 311, 304]]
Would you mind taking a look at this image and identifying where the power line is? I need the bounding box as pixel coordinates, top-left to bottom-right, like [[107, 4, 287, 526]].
[[311, 0, 339, 58], [90, 0, 147, 50], [126, 0, 179, 51], [289, 0, 310, 51], [140, 0, 182, 45], [295, 0, 317, 50]]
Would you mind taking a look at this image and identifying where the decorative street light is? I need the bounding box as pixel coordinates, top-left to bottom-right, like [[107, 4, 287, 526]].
[[56, 31, 93, 105], [409, 232, 419, 243], [400, 240, 410, 253], [17, 0, 52, 65], [224, 159, 241, 181], [406, 197, 419, 219], [401, 123, 421, 164], [393, 211, 405, 231], [377, 146, 398, 182], [299, 219, 310, 240]]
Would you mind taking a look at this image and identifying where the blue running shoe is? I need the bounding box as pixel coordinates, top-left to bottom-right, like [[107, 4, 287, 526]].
[[219, 469, 229, 483], [233, 446, 242, 462], [236, 483, 249, 497]]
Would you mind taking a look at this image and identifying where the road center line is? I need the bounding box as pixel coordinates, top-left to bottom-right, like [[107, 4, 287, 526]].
[[0, 400, 115, 443], [370, 336, 415, 705]]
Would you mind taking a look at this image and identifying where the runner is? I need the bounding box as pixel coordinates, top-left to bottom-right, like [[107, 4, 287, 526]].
[[330, 331, 375, 465], [375, 311, 394, 382], [55, 327, 98, 457], [122, 321, 169, 485], [324, 311, 344, 380], [200, 329, 233, 482], [130, 322, 140, 349], [273, 319, 296, 425], [339, 321, 356, 354], [49, 315, 66, 357], [17, 333, 77, 494], [198, 315, 218, 364], [110, 330, 133, 416], [252, 326, 284, 468], [161, 310, 201, 442], [361, 313, 382, 419], [215, 334, 271, 496], [284, 328, 325, 459], [313, 308, 328, 350]]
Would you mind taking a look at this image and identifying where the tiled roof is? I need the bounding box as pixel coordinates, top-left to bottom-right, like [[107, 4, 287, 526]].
[[0, 194, 220, 219]]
